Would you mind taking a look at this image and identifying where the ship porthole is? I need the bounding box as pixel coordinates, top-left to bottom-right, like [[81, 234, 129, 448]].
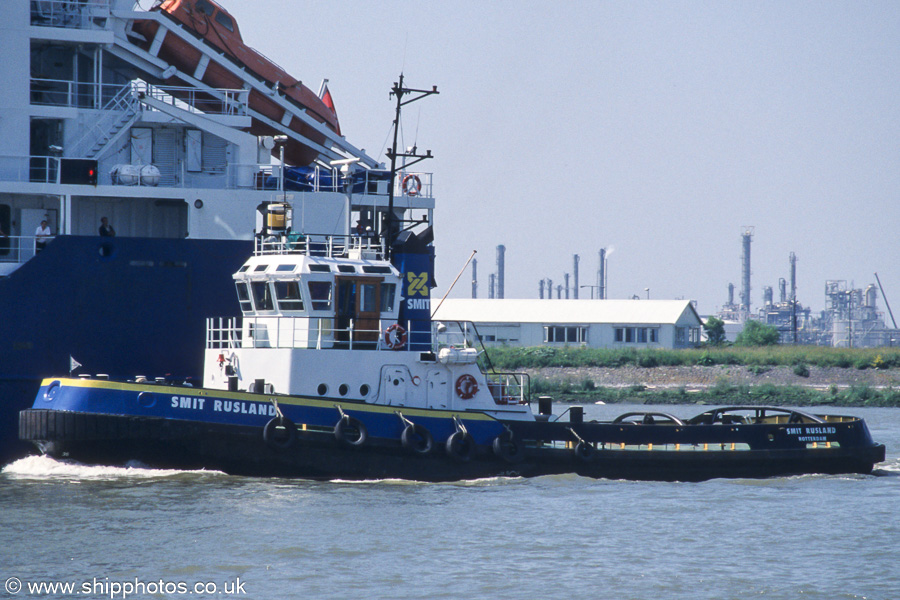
[[317, 383, 328, 396], [44, 380, 61, 401], [338, 384, 349, 396], [359, 384, 370, 397]]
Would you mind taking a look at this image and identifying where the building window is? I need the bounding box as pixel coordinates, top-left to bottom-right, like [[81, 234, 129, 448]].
[[544, 326, 586, 344], [616, 327, 660, 344]]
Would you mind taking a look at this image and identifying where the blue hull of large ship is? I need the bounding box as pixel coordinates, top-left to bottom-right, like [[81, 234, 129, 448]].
[[0, 236, 251, 463]]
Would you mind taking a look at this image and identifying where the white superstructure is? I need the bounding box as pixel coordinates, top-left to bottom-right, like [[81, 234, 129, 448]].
[[0, 0, 433, 275]]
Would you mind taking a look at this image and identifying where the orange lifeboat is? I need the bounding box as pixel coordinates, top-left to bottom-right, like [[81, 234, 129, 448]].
[[130, 0, 339, 166]]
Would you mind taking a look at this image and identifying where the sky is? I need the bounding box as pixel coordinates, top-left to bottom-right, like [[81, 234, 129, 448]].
[[222, 0, 900, 318]]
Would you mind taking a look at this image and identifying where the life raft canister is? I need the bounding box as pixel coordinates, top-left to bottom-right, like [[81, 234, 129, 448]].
[[402, 174, 422, 196], [384, 324, 408, 350], [455, 374, 479, 400]]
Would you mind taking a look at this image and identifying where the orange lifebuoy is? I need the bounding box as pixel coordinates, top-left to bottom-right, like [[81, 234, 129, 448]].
[[455, 374, 479, 400], [384, 324, 408, 350], [402, 174, 422, 196]]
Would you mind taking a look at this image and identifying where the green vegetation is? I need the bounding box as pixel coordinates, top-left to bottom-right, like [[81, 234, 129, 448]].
[[486, 345, 900, 370], [703, 316, 727, 346], [527, 379, 900, 408], [734, 320, 780, 346]]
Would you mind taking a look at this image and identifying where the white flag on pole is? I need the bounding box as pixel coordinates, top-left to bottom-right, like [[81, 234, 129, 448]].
[[69, 356, 82, 373]]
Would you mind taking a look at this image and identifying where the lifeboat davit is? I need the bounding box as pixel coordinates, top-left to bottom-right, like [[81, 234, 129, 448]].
[[130, 0, 340, 167]]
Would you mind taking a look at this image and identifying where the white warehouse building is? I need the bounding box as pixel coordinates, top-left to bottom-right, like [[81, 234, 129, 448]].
[[433, 299, 703, 349]]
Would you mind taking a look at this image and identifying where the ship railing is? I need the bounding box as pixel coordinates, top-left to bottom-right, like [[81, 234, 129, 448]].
[[486, 372, 530, 406], [395, 171, 434, 199], [30, 79, 134, 110], [133, 81, 250, 118], [31, 0, 110, 30], [0, 155, 62, 184], [254, 233, 387, 260], [207, 316, 423, 351], [0, 236, 53, 276]]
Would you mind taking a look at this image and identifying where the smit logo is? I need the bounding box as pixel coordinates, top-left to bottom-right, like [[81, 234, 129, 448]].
[[407, 272, 429, 297]]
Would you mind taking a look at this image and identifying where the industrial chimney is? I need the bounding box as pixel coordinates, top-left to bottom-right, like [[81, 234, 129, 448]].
[[573, 254, 580, 299], [496, 245, 506, 299], [471, 258, 478, 298], [740, 227, 754, 315]]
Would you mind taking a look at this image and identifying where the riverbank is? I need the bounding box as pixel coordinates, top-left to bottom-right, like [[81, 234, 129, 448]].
[[525, 365, 900, 407]]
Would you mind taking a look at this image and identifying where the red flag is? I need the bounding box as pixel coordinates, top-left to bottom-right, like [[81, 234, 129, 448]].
[[321, 85, 341, 136]]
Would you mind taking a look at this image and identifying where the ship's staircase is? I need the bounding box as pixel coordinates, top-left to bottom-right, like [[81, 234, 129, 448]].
[[106, 3, 378, 168], [68, 83, 140, 159]]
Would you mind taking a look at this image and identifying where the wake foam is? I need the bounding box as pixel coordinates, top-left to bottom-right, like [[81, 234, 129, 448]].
[[1, 455, 224, 479]]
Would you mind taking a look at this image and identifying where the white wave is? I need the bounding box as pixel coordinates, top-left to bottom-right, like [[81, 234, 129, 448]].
[[1, 455, 224, 480]]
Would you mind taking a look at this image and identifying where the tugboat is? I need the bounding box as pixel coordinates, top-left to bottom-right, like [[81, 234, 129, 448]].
[[17, 78, 886, 483]]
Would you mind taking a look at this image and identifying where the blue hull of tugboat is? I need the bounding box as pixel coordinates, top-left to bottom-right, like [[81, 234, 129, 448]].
[[0, 236, 251, 463], [19, 379, 886, 482]]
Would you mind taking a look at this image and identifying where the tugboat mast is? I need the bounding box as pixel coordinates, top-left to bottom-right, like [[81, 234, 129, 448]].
[[385, 74, 438, 256]]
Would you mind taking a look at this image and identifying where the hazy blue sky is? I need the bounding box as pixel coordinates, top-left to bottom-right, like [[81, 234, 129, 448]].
[[223, 0, 899, 317]]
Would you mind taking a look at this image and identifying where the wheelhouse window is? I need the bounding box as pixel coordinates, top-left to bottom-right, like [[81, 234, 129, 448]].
[[250, 281, 273, 311], [360, 283, 378, 312], [380, 283, 396, 314], [544, 326, 586, 344], [274, 280, 304, 311], [235, 282, 252, 313], [308, 281, 332, 311]]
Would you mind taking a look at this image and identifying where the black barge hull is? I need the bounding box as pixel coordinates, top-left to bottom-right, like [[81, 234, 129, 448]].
[[19, 408, 886, 482]]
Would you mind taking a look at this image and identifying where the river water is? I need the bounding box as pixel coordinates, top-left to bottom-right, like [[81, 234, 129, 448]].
[[2, 404, 898, 600]]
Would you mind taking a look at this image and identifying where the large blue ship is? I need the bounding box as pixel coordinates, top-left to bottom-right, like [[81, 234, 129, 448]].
[[0, 0, 430, 462]]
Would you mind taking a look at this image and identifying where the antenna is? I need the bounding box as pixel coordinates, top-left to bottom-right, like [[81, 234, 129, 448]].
[[384, 74, 438, 257]]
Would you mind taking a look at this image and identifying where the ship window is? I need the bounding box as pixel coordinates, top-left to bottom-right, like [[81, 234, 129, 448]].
[[309, 264, 331, 273], [275, 264, 296, 272], [274, 281, 304, 311], [235, 282, 252, 313], [308, 281, 332, 311], [251, 281, 274, 311], [238, 265, 250, 272], [338, 265, 356, 273], [214, 10, 234, 32], [360, 283, 378, 312], [254, 264, 268, 272], [195, 0, 215, 16], [363, 266, 392, 274], [380, 284, 396, 314]]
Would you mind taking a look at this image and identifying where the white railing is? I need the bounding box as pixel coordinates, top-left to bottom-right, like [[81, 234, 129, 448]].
[[207, 316, 413, 351], [31, 79, 249, 117], [486, 373, 529, 406], [134, 82, 249, 117], [0, 236, 51, 270], [395, 171, 434, 199], [253, 233, 386, 259], [31, 0, 110, 30]]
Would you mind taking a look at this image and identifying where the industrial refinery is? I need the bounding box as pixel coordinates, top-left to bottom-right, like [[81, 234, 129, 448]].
[[469, 229, 899, 348]]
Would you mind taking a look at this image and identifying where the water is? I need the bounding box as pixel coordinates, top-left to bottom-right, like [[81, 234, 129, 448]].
[[2, 405, 898, 600]]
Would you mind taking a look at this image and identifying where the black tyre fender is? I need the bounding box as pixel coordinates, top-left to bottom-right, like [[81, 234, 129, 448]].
[[334, 415, 368, 447], [573, 441, 595, 461], [445, 431, 475, 462], [401, 423, 433, 454], [263, 416, 297, 450], [492, 431, 524, 463]]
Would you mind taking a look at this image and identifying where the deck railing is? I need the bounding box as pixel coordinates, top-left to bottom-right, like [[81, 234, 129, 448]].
[[31, 0, 110, 30]]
